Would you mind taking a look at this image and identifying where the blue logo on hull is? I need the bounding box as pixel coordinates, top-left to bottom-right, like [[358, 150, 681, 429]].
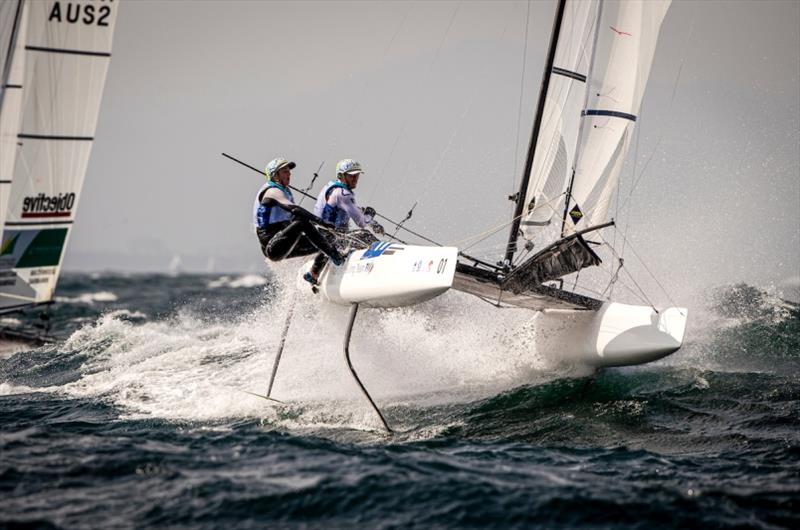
[[361, 242, 401, 259]]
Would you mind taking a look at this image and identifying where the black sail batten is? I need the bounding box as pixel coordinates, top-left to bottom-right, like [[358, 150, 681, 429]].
[[25, 45, 112, 58], [581, 109, 637, 121], [552, 66, 587, 83], [503, 0, 567, 266]]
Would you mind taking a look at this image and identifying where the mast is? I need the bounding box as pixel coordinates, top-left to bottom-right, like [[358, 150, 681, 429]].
[[0, 0, 24, 113], [503, 0, 567, 266]]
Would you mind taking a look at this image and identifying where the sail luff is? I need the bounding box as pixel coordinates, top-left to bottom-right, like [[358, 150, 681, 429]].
[[513, 0, 600, 256], [504, 0, 567, 266]]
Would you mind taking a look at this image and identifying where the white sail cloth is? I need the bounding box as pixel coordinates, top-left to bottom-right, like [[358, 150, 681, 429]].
[[564, 0, 671, 234], [0, 0, 119, 311]]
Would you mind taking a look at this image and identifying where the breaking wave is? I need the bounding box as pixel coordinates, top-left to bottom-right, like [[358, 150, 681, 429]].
[[674, 283, 800, 373], [55, 291, 118, 304], [2, 275, 797, 435], [207, 274, 269, 289]]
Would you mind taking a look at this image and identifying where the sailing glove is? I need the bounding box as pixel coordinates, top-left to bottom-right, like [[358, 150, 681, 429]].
[[370, 221, 385, 235]]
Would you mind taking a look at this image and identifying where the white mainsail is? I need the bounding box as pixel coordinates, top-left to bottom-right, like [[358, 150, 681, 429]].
[[563, 0, 671, 234], [0, 0, 119, 312], [0, 0, 28, 229], [521, 0, 598, 233]]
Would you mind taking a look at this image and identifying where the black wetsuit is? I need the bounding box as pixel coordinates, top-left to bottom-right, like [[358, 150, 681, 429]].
[[257, 220, 336, 272]]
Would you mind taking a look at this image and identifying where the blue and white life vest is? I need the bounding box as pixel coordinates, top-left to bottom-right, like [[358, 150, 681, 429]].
[[253, 181, 295, 229], [313, 180, 351, 228]]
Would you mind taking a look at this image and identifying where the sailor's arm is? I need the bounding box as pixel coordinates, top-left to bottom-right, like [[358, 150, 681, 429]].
[[261, 187, 294, 207], [263, 187, 331, 226], [336, 191, 371, 228]]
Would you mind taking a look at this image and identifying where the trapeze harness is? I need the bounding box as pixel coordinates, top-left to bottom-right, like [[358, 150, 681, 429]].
[[314, 180, 352, 229], [253, 181, 295, 230]]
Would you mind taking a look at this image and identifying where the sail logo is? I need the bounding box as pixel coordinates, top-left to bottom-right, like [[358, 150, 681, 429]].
[[48, 1, 114, 27], [22, 193, 76, 219]]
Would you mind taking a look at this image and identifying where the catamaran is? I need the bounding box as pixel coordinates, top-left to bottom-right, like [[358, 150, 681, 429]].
[[305, 0, 686, 369], [0, 0, 119, 342], [227, 0, 687, 431]]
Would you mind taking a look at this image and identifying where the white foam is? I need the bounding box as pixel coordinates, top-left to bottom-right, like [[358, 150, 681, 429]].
[[53, 264, 566, 427], [56, 291, 118, 304], [207, 274, 269, 289], [0, 382, 38, 396]]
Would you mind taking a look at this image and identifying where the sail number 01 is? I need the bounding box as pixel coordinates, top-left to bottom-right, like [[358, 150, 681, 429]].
[[436, 259, 448, 274]]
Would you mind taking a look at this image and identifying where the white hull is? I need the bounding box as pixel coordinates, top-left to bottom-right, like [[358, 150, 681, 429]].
[[297, 242, 686, 368], [301, 243, 458, 308], [534, 302, 688, 368]]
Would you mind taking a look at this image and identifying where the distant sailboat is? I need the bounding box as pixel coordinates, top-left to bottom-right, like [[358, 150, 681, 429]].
[[0, 0, 119, 340]]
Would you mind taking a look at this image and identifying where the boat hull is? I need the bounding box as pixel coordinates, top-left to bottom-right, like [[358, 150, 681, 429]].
[[535, 302, 688, 368], [302, 243, 458, 308]]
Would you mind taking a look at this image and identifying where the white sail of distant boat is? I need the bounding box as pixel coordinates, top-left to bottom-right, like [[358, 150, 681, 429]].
[[0, 0, 119, 314]]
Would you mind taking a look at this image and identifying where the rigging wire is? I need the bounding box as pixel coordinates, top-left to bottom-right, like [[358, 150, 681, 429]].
[[595, 230, 681, 313], [600, 15, 696, 304], [393, 2, 518, 228], [511, 0, 532, 194], [322, 5, 411, 183], [367, 1, 462, 206], [616, 16, 695, 216], [452, 189, 566, 251]]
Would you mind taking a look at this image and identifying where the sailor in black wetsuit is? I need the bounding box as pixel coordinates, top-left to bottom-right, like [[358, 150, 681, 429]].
[[253, 158, 343, 268]]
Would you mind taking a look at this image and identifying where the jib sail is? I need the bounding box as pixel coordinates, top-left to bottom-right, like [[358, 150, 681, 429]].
[[0, 0, 119, 312]]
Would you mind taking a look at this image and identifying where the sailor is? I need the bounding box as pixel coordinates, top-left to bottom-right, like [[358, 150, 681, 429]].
[[313, 159, 384, 233], [302, 159, 384, 285], [254, 157, 343, 270]]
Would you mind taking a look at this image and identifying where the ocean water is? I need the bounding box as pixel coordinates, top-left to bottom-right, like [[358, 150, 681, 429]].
[[0, 272, 798, 529]]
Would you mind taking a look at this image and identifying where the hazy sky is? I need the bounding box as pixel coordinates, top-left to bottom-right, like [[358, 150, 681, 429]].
[[63, 0, 799, 298]]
